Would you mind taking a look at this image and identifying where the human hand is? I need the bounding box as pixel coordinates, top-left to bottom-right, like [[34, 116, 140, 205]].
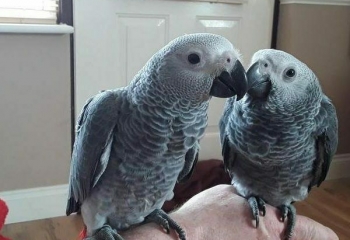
[[122, 185, 338, 240], [172, 184, 338, 240]]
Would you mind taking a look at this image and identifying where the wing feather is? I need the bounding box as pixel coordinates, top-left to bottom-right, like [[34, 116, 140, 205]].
[[66, 90, 119, 215], [310, 96, 338, 189]]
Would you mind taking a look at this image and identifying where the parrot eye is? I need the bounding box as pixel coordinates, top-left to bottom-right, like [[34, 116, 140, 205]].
[[188, 53, 200, 64], [285, 68, 296, 78]]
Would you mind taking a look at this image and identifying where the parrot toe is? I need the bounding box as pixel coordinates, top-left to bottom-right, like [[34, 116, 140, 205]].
[[279, 205, 288, 222], [146, 210, 171, 233], [247, 196, 259, 228], [277, 204, 296, 240], [146, 209, 186, 240], [84, 225, 124, 240], [257, 197, 266, 216], [247, 196, 266, 228]]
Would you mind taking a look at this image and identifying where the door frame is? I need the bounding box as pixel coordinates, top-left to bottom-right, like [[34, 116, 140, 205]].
[[69, 0, 281, 149], [59, 0, 75, 151]]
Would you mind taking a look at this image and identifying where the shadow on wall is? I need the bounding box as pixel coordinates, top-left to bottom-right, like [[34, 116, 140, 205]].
[[276, 4, 350, 154]]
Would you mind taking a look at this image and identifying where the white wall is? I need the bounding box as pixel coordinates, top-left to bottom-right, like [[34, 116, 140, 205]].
[[0, 34, 71, 191], [74, 0, 275, 159]]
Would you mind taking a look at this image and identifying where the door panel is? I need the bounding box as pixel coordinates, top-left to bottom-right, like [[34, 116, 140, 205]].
[[117, 14, 169, 85], [74, 0, 274, 159]]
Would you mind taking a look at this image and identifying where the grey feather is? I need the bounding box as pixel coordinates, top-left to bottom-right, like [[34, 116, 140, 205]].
[[177, 143, 199, 183], [311, 96, 338, 188], [67, 90, 119, 215], [220, 49, 339, 207], [66, 33, 247, 237]]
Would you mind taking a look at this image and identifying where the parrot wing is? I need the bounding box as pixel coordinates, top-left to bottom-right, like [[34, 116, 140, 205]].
[[221, 135, 238, 178], [219, 98, 238, 176], [310, 95, 338, 189], [177, 145, 199, 183], [219, 97, 235, 145], [66, 90, 119, 215]]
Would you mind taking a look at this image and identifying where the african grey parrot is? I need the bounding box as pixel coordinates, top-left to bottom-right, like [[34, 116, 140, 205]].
[[219, 49, 338, 239], [66, 33, 248, 240]]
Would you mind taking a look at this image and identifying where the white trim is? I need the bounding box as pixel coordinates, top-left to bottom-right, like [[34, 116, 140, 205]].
[[195, 0, 247, 3], [162, 0, 247, 4], [0, 184, 68, 224], [280, 0, 350, 6], [0, 154, 349, 224], [0, 24, 74, 34]]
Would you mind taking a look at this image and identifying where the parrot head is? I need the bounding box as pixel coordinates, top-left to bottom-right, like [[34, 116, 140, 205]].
[[153, 33, 248, 103], [246, 49, 321, 107]]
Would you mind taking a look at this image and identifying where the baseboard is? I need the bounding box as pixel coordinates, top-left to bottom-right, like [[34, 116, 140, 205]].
[[0, 154, 349, 224], [280, 0, 350, 6], [0, 184, 68, 224]]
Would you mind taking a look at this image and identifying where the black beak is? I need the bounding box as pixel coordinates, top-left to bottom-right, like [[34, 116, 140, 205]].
[[209, 60, 248, 100], [246, 62, 271, 98]]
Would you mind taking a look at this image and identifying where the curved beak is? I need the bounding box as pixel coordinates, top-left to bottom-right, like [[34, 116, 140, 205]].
[[209, 60, 248, 100], [247, 62, 271, 98]]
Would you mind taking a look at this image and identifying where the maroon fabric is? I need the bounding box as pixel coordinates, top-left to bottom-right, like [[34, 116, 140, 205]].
[[162, 159, 231, 212]]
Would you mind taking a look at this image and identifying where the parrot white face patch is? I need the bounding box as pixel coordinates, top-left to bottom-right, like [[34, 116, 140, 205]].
[[249, 49, 321, 104], [155, 33, 243, 103]]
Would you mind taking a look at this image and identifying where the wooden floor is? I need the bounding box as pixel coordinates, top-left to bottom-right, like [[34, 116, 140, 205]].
[[2, 178, 350, 240]]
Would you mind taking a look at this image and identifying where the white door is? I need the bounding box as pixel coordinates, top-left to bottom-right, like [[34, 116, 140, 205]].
[[74, 0, 274, 159]]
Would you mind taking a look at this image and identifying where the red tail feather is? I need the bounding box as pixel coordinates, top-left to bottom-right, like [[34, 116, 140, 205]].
[[0, 199, 10, 240], [78, 226, 87, 240]]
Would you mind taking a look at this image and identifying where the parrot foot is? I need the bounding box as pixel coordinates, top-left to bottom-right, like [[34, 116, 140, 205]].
[[247, 196, 266, 228], [84, 225, 124, 240], [278, 204, 296, 240], [146, 209, 186, 240]]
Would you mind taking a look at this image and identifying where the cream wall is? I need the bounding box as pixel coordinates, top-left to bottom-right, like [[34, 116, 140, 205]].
[[277, 3, 350, 154], [0, 34, 71, 191], [0, 3, 349, 193]]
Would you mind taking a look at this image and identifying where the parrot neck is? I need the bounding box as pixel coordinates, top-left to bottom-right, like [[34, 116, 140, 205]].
[[127, 75, 210, 113], [243, 89, 322, 118]]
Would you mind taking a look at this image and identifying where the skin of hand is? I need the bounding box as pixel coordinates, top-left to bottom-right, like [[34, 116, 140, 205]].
[[121, 185, 338, 240]]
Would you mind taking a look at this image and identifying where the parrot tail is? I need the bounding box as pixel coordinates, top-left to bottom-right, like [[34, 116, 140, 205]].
[[78, 226, 87, 240], [0, 198, 11, 240]]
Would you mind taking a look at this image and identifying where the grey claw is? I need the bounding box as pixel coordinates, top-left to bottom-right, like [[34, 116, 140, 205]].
[[255, 215, 259, 228], [84, 225, 124, 240], [257, 197, 266, 217], [278, 205, 296, 240], [247, 196, 260, 228], [146, 209, 186, 239]]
